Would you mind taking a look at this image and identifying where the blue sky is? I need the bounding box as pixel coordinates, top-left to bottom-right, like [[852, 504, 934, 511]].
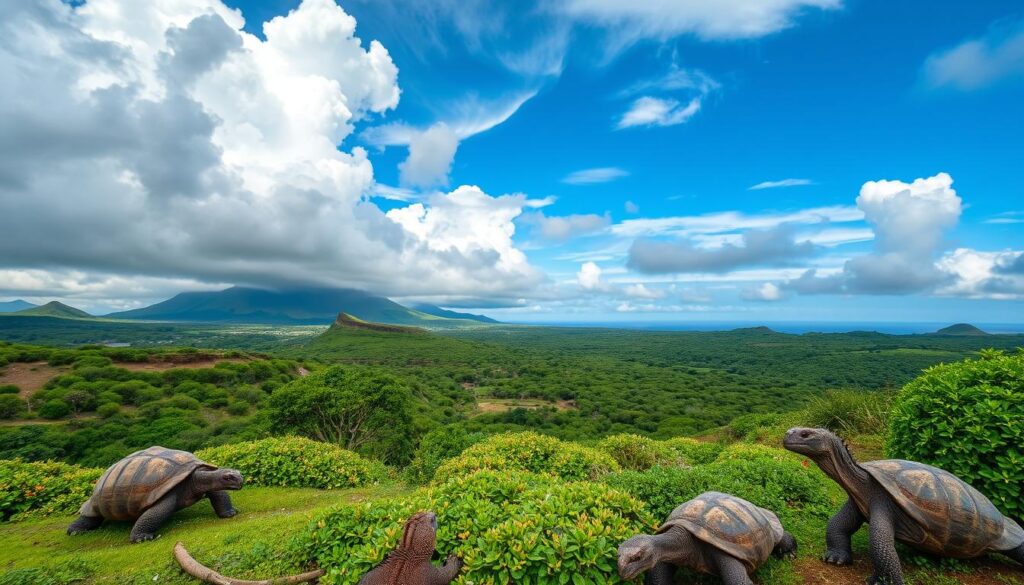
[[0, 0, 1022, 323]]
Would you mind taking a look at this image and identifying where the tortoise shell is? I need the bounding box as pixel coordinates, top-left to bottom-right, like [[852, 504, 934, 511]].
[[79, 447, 217, 521], [657, 492, 783, 574], [862, 460, 1011, 557]]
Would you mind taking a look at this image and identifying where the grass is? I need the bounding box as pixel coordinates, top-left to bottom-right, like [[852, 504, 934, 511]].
[[0, 485, 409, 584]]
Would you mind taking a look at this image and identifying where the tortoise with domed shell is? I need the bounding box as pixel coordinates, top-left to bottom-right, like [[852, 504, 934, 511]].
[[784, 427, 1024, 585], [618, 491, 797, 584]]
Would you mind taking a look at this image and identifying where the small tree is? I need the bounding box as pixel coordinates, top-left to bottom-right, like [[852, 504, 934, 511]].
[[269, 365, 414, 464]]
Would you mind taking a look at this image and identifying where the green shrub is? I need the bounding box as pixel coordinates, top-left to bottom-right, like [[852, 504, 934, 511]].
[[38, 400, 70, 420], [404, 425, 483, 485], [597, 434, 665, 470], [603, 452, 831, 523], [0, 459, 102, 521], [301, 470, 654, 585], [226, 400, 250, 416], [659, 437, 723, 465], [196, 437, 387, 490], [888, 350, 1024, 520], [714, 442, 794, 463], [0, 396, 26, 420], [432, 432, 619, 484], [96, 402, 120, 419], [0, 385, 19, 395]]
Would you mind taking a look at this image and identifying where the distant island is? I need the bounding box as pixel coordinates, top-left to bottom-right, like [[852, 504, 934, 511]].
[[934, 323, 989, 336]]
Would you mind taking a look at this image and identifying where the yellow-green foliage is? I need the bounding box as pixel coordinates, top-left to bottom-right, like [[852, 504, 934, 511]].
[[196, 437, 388, 490], [0, 460, 101, 521], [714, 443, 795, 463], [301, 470, 653, 585], [432, 432, 619, 484], [596, 435, 724, 471], [888, 349, 1024, 520], [596, 434, 665, 470]]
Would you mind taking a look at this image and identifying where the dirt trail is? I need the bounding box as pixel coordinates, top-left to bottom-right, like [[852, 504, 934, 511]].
[[792, 557, 1023, 584]]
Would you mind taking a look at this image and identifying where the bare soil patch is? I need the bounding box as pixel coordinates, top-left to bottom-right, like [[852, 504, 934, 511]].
[[474, 398, 576, 415], [792, 556, 1023, 585], [0, 362, 67, 397]]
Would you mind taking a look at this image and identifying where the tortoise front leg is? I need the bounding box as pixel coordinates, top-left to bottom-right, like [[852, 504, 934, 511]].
[[711, 552, 753, 585], [208, 490, 238, 518], [825, 498, 864, 565], [428, 555, 463, 585], [67, 514, 104, 535], [129, 493, 178, 543], [867, 499, 904, 585], [643, 562, 676, 585]]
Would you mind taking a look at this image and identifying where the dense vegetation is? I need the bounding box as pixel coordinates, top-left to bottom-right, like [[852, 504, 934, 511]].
[[888, 349, 1024, 521]]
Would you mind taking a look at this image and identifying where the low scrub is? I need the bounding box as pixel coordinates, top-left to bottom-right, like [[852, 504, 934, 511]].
[[196, 437, 388, 490], [431, 432, 618, 484], [301, 470, 653, 585], [888, 349, 1024, 520], [603, 448, 831, 523], [596, 434, 724, 470], [0, 459, 101, 521]]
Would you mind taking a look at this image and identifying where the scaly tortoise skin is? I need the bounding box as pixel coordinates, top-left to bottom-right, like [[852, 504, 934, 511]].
[[358, 511, 463, 585], [67, 446, 244, 543], [618, 492, 797, 585], [784, 428, 1024, 585]]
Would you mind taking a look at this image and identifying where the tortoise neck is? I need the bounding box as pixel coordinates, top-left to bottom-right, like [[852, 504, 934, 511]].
[[814, 435, 870, 495], [189, 470, 218, 494], [653, 526, 697, 567]]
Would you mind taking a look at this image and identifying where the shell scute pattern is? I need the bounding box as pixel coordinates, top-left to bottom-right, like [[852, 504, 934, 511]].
[[864, 460, 1004, 557], [658, 492, 778, 573], [81, 447, 216, 521]]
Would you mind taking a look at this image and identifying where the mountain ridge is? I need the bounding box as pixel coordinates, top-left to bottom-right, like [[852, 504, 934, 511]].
[[14, 301, 92, 319], [0, 300, 36, 313]]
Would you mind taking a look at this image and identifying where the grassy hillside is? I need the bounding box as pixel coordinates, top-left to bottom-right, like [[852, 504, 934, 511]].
[[14, 301, 92, 319]]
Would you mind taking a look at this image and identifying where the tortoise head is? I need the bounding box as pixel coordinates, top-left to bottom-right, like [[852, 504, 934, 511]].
[[195, 468, 244, 491], [400, 511, 439, 559], [617, 534, 659, 580], [783, 427, 838, 458]]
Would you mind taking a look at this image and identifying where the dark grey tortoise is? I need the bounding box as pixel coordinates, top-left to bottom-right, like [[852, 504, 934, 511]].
[[618, 491, 797, 585], [67, 446, 243, 543], [784, 427, 1024, 585]]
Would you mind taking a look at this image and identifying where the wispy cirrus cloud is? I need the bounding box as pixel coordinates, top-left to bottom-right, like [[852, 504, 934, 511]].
[[561, 167, 629, 184], [749, 178, 814, 190], [922, 18, 1024, 91], [617, 96, 701, 129]]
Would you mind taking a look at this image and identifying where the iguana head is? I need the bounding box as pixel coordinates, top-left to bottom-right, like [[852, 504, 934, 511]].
[[617, 534, 659, 580], [399, 511, 439, 560]]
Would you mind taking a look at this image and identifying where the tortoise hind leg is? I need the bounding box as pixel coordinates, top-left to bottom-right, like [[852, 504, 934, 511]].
[[67, 514, 104, 535], [867, 499, 905, 585], [773, 531, 798, 559], [129, 493, 178, 543], [1004, 542, 1024, 566], [711, 552, 753, 585]]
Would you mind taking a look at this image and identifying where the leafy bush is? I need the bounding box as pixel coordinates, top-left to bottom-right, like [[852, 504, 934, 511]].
[[38, 400, 70, 420], [659, 437, 723, 465], [95, 402, 120, 419], [432, 432, 619, 484], [603, 451, 831, 523], [0, 459, 102, 521], [405, 425, 483, 485], [888, 350, 1024, 520], [597, 434, 666, 470], [0, 396, 26, 420], [269, 366, 414, 465], [196, 437, 387, 490], [0, 385, 19, 395], [301, 470, 654, 585]]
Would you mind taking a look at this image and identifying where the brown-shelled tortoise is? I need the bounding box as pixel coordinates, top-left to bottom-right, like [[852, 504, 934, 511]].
[[67, 446, 244, 543], [784, 427, 1024, 585], [618, 491, 797, 585]]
